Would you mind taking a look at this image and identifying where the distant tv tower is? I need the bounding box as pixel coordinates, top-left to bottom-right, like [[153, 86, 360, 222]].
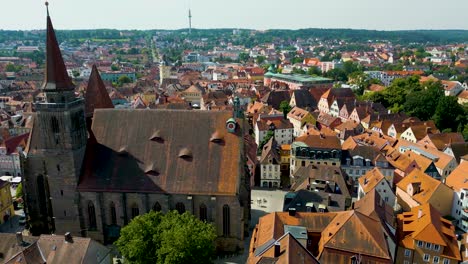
[[188, 9, 192, 34]]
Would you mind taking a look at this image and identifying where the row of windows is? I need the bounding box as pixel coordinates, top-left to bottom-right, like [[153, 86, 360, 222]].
[[416, 240, 440, 251], [87, 201, 231, 236]]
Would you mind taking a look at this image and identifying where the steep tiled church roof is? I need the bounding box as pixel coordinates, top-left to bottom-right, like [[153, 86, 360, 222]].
[[85, 65, 114, 117]]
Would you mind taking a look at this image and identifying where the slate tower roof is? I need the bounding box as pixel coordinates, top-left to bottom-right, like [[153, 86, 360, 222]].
[[42, 2, 74, 91], [85, 65, 114, 117]]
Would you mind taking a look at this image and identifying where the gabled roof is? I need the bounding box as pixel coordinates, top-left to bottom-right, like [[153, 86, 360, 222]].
[[295, 134, 341, 149], [3, 132, 29, 154], [358, 168, 386, 194], [396, 169, 444, 205], [42, 8, 74, 91], [397, 204, 461, 261], [291, 90, 316, 109], [445, 162, 468, 192], [250, 233, 320, 264], [260, 138, 280, 165], [319, 210, 391, 260], [78, 110, 243, 195], [84, 65, 114, 117], [287, 107, 311, 121], [418, 132, 465, 151]]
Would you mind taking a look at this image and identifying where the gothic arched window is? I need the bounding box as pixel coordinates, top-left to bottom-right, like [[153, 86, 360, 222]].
[[88, 201, 97, 229], [175, 202, 185, 214], [152, 202, 162, 212], [110, 202, 117, 225], [199, 204, 207, 222], [223, 204, 230, 236], [131, 203, 139, 219]]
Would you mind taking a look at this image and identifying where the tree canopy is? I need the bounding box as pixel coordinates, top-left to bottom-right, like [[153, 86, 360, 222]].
[[115, 210, 217, 264]]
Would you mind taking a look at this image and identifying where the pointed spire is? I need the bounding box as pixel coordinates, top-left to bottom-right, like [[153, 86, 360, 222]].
[[42, 2, 74, 91], [85, 65, 114, 117]]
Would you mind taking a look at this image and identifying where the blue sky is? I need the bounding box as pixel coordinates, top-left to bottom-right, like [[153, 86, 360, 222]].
[[2, 0, 468, 30]]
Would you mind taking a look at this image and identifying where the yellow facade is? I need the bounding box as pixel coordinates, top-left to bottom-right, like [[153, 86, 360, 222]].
[[0, 181, 14, 224]]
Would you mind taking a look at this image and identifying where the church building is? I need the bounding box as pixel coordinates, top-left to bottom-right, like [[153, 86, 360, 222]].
[[22, 4, 250, 252]]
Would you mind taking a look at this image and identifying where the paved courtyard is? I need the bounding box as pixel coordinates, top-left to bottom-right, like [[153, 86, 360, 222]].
[[215, 188, 287, 264]]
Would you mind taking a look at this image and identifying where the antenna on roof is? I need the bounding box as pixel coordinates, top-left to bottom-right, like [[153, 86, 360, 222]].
[[45, 1, 50, 16]]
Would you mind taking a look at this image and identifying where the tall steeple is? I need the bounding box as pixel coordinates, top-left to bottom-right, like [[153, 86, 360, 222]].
[[42, 1, 74, 91], [85, 65, 114, 118]]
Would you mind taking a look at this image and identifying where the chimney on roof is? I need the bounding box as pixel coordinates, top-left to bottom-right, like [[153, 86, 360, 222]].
[[288, 208, 296, 216], [64, 232, 73, 243], [16, 232, 24, 247], [418, 208, 423, 219], [274, 241, 281, 258]]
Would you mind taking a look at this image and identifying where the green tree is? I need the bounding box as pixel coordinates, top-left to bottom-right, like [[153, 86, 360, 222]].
[[111, 64, 120, 71], [115, 211, 216, 264], [279, 100, 292, 119], [307, 66, 321, 76], [256, 56, 266, 65], [117, 75, 132, 86], [403, 81, 444, 120], [433, 96, 466, 132], [257, 130, 274, 155], [16, 183, 23, 199], [238, 52, 250, 63], [5, 63, 22, 72]]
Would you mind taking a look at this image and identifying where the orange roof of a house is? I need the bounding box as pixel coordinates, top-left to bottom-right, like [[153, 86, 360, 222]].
[[368, 84, 385, 92], [395, 139, 455, 171], [396, 169, 443, 205], [358, 168, 386, 194], [397, 204, 461, 261], [445, 162, 468, 192], [458, 90, 468, 99]]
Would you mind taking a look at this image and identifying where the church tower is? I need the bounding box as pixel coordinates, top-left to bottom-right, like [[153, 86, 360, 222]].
[[23, 2, 87, 236]]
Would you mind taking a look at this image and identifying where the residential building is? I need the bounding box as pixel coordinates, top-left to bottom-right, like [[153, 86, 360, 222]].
[[317, 88, 355, 114], [357, 168, 395, 208], [259, 138, 281, 188], [288, 165, 353, 211], [100, 71, 136, 83], [287, 107, 315, 137], [445, 162, 468, 232], [400, 124, 440, 143], [418, 132, 465, 151], [180, 84, 205, 107], [396, 140, 458, 179], [341, 145, 394, 194], [0, 179, 14, 224], [0, 232, 111, 264], [0, 133, 29, 176], [249, 210, 393, 263], [289, 89, 316, 109], [441, 80, 464, 96], [395, 169, 453, 216], [254, 115, 293, 146], [396, 204, 461, 264], [290, 134, 342, 176], [264, 72, 333, 90]]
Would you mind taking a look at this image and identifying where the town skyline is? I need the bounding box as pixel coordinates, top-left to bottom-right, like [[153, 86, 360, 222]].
[[2, 0, 468, 31]]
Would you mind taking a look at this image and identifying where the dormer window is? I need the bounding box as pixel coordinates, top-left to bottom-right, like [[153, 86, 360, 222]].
[[210, 131, 224, 144], [178, 148, 193, 160], [118, 146, 129, 156], [149, 130, 164, 143], [145, 164, 160, 176]]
